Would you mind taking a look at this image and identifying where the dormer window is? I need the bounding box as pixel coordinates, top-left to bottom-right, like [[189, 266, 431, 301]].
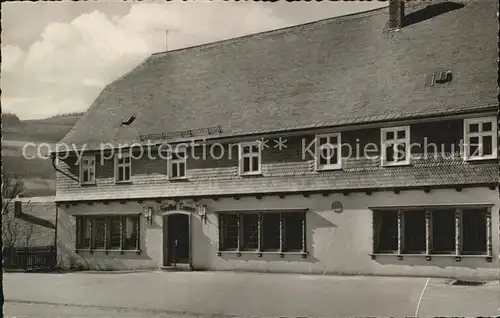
[[464, 117, 497, 160], [315, 133, 342, 170], [432, 70, 452, 85], [381, 126, 410, 166], [121, 115, 136, 126], [115, 152, 131, 183], [168, 148, 187, 180], [80, 155, 96, 185], [239, 142, 261, 175]]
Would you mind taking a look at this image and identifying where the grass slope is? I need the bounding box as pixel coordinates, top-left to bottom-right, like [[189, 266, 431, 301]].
[[2, 113, 82, 197]]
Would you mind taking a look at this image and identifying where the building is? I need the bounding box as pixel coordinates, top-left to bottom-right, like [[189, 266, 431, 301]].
[[53, 0, 499, 278]]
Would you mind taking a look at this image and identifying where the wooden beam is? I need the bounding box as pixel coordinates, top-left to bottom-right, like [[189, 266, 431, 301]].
[[366, 191, 372, 196], [302, 193, 310, 198], [322, 192, 329, 197], [119, 201, 126, 205], [424, 187, 431, 193], [103, 201, 109, 205], [455, 187, 463, 192], [342, 192, 350, 196], [394, 189, 401, 194], [278, 194, 286, 199]]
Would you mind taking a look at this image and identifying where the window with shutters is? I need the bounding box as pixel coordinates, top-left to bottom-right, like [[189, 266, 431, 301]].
[[464, 117, 497, 160], [238, 142, 261, 175], [315, 133, 342, 170], [80, 155, 96, 185], [115, 152, 131, 183], [168, 149, 187, 180], [380, 126, 410, 166]]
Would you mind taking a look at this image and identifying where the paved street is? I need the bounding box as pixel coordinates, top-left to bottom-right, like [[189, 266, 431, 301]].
[[3, 271, 500, 317]]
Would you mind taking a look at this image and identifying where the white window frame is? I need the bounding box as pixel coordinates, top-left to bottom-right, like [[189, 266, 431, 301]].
[[463, 117, 497, 161], [380, 126, 410, 166], [238, 142, 262, 176], [314, 133, 342, 171], [80, 155, 96, 185], [168, 148, 187, 180], [114, 152, 132, 183]]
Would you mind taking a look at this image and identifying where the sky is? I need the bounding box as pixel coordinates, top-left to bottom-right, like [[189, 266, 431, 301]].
[[2, 1, 387, 120]]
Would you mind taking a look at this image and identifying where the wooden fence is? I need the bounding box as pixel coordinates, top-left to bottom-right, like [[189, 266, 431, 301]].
[[3, 245, 57, 271]]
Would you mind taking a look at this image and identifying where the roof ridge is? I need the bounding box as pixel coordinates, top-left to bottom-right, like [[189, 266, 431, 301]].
[[149, 5, 389, 58]]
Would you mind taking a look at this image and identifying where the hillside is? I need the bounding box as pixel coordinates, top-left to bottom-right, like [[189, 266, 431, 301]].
[[2, 112, 83, 197], [2, 112, 82, 143]]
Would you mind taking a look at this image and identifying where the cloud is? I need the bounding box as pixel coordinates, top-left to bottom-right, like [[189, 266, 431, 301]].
[[1, 45, 25, 72], [2, 2, 289, 120]]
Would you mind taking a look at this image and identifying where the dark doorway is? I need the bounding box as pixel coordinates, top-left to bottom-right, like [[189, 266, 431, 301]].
[[165, 214, 190, 266]]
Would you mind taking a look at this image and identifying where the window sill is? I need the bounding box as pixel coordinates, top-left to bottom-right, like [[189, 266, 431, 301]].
[[239, 172, 263, 177], [167, 177, 189, 182], [381, 161, 411, 167], [115, 181, 133, 185], [217, 250, 307, 258], [80, 182, 97, 187], [315, 166, 342, 172], [464, 156, 498, 162], [76, 249, 141, 255], [370, 253, 492, 262]]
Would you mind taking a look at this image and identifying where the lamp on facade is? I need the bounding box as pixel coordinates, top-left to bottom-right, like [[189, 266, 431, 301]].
[[142, 206, 153, 225], [197, 204, 207, 222]]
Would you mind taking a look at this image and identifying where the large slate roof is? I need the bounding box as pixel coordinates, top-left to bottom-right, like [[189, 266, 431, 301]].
[[60, 0, 498, 150]]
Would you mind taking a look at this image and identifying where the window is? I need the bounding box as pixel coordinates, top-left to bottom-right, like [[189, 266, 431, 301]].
[[76, 217, 91, 249], [115, 152, 131, 183], [75, 215, 140, 251], [168, 149, 187, 179], [219, 211, 306, 253], [431, 209, 455, 254], [462, 209, 487, 255], [315, 133, 341, 170], [241, 214, 259, 251], [373, 210, 399, 253], [262, 213, 281, 251], [220, 214, 238, 250], [80, 155, 96, 185], [380, 126, 410, 166], [403, 210, 426, 253], [464, 117, 497, 160], [239, 142, 261, 175], [372, 207, 491, 256]]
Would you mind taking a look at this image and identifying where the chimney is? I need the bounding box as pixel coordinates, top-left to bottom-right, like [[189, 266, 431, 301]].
[[14, 200, 22, 217], [389, 0, 405, 30]]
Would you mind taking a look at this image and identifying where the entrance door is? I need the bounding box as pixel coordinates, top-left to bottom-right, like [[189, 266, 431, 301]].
[[166, 214, 190, 265]]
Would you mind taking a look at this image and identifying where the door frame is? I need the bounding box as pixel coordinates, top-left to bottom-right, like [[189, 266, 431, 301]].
[[162, 211, 192, 268]]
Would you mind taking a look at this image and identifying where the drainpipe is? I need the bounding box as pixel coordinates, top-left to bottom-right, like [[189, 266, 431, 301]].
[[51, 152, 61, 268]]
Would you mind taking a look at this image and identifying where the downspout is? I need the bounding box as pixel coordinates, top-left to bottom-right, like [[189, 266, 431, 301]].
[[51, 152, 61, 268]]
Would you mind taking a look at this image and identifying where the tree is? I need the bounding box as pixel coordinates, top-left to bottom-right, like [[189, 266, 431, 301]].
[[1, 172, 37, 248], [2, 171, 25, 215]]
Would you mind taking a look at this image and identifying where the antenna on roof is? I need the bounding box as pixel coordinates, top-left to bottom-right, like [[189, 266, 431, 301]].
[[153, 28, 174, 52]]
